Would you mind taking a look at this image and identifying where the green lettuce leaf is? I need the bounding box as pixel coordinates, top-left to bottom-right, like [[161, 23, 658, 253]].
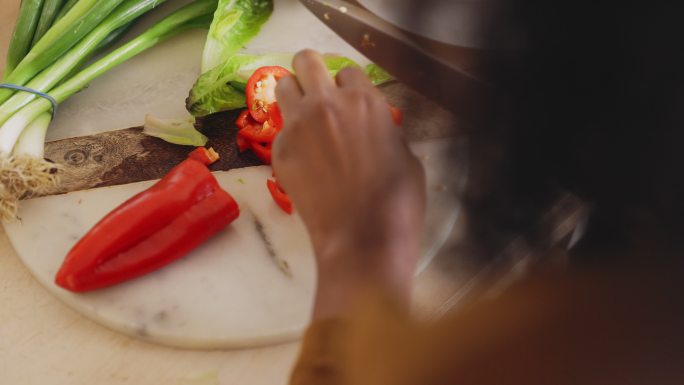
[[142, 115, 208, 146], [364, 63, 394, 86], [187, 53, 392, 117], [201, 0, 273, 73]]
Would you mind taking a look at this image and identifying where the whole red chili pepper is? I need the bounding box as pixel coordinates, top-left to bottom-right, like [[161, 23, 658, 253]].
[[55, 153, 240, 292]]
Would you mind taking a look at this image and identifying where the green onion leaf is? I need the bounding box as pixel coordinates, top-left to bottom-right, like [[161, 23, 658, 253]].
[[53, 0, 80, 22], [0, 0, 217, 155], [0, 0, 169, 126], [31, 0, 66, 47], [4, 0, 45, 78], [0, 0, 127, 104]]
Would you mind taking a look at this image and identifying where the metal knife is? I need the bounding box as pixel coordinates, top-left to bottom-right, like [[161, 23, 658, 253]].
[[299, 0, 488, 119]]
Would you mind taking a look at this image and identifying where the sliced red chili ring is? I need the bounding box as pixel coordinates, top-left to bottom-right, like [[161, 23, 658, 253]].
[[267, 178, 293, 214], [188, 147, 220, 165], [246, 66, 292, 123], [238, 120, 278, 143], [236, 132, 250, 152], [389, 105, 404, 126], [267, 102, 284, 131], [250, 141, 272, 164], [236, 109, 257, 129]]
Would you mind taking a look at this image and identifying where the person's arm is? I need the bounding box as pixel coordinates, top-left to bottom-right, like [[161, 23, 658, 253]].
[[274, 50, 426, 319], [273, 50, 425, 385], [273, 52, 684, 385], [287, 257, 684, 385]]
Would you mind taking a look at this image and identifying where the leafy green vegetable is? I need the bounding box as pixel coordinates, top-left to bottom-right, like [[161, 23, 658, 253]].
[[187, 53, 393, 117], [189, 53, 290, 117], [143, 115, 208, 146], [200, 0, 273, 73], [364, 63, 394, 86]]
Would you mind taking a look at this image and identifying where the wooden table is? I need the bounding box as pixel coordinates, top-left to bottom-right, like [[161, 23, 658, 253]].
[[0, 4, 477, 383]]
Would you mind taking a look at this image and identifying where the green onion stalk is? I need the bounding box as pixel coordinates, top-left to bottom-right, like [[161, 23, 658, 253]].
[[0, 0, 216, 221], [31, 0, 67, 47], [4, 0, 45, 79], [0, 0, 127, 104], [0, 112, 55, 220], [60, 22, 136, 84], [53, 0, 81, 22], [0, 0, 168, 126], [0, 23, 134, 221]]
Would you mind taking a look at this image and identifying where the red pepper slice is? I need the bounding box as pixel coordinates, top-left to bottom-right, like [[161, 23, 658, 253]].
[[238, 120, 278, 143], [188, 147, 220, 165], [267, 179, 293, 214], [236, 109, 257, 129], [246, 66, 292, 123], [250, 141, 272, 164], [236, 132, 250, 152], [267, 102, 284, 131], [55, 158, 240, 292], [389, 105, 404, 126]]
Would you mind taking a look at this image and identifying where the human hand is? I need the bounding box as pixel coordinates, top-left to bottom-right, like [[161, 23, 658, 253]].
[[273, 50, 426, 318]]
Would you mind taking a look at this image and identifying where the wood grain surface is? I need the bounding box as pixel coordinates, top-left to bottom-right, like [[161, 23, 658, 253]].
[[42, 81, 457, 196], [0, 3, 472, 384], [42, 113, 262, 196]]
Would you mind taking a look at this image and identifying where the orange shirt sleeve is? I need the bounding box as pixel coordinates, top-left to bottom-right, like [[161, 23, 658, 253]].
[[289, 319, 349, 385], [289, 265, 684, 385], [289, 293, 420, 385]]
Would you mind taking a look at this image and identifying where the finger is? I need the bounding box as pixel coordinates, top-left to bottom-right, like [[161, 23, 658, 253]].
[[275, 75, 303, 118], [292, 50, 336, 95], [272, 128, 290, 168], [336, 67, 374, 90]]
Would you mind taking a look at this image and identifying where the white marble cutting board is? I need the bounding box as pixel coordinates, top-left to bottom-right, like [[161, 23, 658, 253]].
[[3, 0, 465, 349], [3, 139, 463, 348]]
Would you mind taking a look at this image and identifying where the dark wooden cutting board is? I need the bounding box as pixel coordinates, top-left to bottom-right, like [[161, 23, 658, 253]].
[[43, 83, 459, 195]]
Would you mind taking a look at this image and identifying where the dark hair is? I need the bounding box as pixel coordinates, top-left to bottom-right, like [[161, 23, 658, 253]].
[[457, 0, 684, 257]]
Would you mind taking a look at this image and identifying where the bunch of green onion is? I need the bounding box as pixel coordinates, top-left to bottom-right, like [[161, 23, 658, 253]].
[[0, 0, 218, 220]]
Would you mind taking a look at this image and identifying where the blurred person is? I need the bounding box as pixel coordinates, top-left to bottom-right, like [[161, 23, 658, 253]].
[[273, 0, 684, 384]]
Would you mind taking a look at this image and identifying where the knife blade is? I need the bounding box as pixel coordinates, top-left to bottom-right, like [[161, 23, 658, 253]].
[[299, 0, 488, 119]]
